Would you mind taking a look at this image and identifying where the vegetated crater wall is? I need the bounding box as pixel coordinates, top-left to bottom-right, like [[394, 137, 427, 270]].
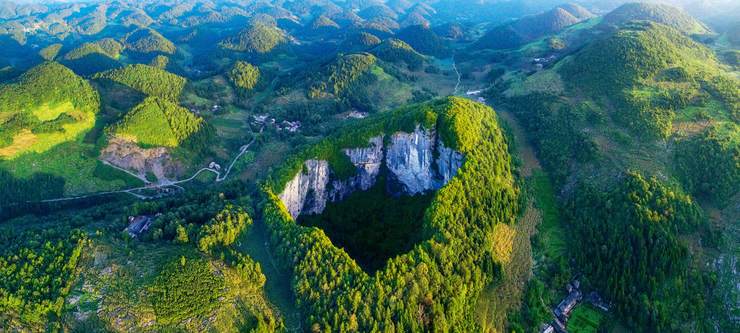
[[278, 125, 464, 219]]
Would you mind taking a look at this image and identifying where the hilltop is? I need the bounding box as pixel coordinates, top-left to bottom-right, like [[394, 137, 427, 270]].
[[219, 22, 287, 53], [62, 39, 124, 75], [600, 2, 711, 34], [560, 21, 735, 137], [111, 97, 203, 148], [371, 38, 425, 70], [473, 3, 594, 50], [0, 62, 99, 158], [93, 64, 186, 100], [124, 28, 176, 54]]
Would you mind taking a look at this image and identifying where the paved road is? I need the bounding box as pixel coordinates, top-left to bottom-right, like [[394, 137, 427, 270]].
[[33, 135, 258, 203]]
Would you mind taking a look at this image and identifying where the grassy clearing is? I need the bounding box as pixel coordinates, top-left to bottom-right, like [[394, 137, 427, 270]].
[[32, 101, 74, 121], [530, 170, 566, 262], [676, 99, 730, 122], [505, 69, 564, 97], [567, 304, 604, 333], [477, 203, 540, 332], [0, 141, 140, 196], [0, 108, 95, 159]]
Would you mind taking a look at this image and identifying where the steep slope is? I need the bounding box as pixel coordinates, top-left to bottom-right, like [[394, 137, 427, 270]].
[[93, 64, 186, 100], [371, 38, 425, 70], [124, 28, 176, 54], [473, 3, 594, 50], [62, 38, 124, 75], [219, 22, 286, 53], [339, 32, 381, 52], [396, 24, 448, 57], [601, 2, 710, 34], [560, 21, 736, 137], [0, 62, 99, 158], [263, 97, 521, 331], [112, 97, 203, 148]]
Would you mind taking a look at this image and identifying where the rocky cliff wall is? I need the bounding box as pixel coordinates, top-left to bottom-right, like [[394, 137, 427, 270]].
[[279, 126, 464, 219]]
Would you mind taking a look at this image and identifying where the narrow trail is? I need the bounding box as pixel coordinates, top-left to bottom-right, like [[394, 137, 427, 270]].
[[452, 55, 462, 95], [32, 133, 260, 203]]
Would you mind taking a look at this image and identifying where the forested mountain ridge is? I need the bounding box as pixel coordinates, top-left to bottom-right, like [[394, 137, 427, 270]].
[[0, 61, 99, 158], [472, 3, 595, 50], [560, 21, 736, 138], [601, 2, 711, 34], [0, 1, 737, 332]]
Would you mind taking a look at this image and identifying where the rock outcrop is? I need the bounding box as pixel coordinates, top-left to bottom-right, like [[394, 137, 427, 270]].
[[100, 138, 179, 182], [279, 126, 464, 219]]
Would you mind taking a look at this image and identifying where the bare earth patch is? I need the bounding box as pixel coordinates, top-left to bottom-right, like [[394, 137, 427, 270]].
[[0, 129, 38, 158], [100, 137, 179, 183]]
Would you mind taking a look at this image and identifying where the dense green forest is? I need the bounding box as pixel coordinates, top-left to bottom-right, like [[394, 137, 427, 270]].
[[0, 1, 737, 331], [675, 122, 739, 205], [263, 97, 521, 331], [0, 225, 86, 330], [112, 97, 203, 148], [227, 61, 261, 91], [560, 21, 735, 137], [93, 64, 186, 100], [123, 28, 176, 55], [309, 53, 377, 99], [566, 172, 711, 331], [219, 22, 286, 53]]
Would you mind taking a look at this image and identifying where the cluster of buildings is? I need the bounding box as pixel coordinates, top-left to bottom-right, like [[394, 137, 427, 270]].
[[345, 110, 369, 119], [540, 279, 610, 333], [465, 90, 487, 103], [252, 114, 301, 133], [532, 55, 558, 71], [125, 215, 153, 238]]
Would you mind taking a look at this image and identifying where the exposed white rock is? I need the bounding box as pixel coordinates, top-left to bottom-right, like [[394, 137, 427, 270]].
[[436, 139, 464, 186], [278, 128, 464, 218], [329, 135, 384, 202], [385, 126, 439, 195], [278, 159, 330, 219]]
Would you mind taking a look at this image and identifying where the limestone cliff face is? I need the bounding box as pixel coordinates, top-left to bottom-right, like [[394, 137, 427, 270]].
[[328, 135, 384, 202], [385, 126, 438, 195], [279, 126, 464, 219], [278, 159, 330, 219]]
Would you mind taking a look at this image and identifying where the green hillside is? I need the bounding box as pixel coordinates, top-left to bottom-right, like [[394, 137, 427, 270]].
[[112, 96, 203, 148], [124, 28, 176, 54], [473, 4, 593, 50], [263, 97, 521, 331], [371, 38, 425, 70], [62, 39, 124, 75], [308, 52, 377, 98], [219, 22, 286, 53], [0, 62, 99, 158], [340, 32, 381, 52], [560, 21, 735, 138], [93, 64, 186, 100], [396, 24, 448, 57], [568, 172, 706, 331], [227, 61, 260, 91], [601, 2, 710, 34], [675, 122, 739, 204]]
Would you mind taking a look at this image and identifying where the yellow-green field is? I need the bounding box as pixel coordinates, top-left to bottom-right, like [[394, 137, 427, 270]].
[[0, 106, 95, 159], [567, 304, 604, 333], [31, 101, 74, 121]]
